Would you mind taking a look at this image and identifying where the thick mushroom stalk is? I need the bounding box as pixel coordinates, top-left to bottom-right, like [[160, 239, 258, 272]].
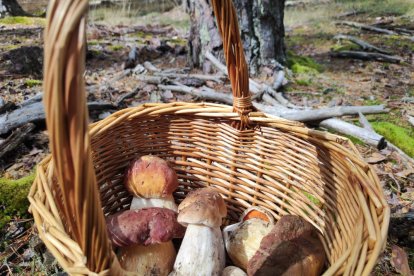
[[170, 188, 227, 276], [119, 155, 180, 275]]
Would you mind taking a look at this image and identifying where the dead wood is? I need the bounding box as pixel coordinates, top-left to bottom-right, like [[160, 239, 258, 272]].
[[154, 72, 224, 83], [281, 105, 387, 122], [319, 118, 386, 149], [0, 100, 15, 115], [0, 101, 116, 135], [334, 34, 392, 55], [0, 123, 35, 159], [330, 51, 403, 63], [336, 21, 397, 35]]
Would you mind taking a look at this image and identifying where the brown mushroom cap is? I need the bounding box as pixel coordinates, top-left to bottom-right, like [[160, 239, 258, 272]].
[[124, 155, 178, 198], [177, 188, 227, 228], [247, 215, 326, 276], [106, 207, 186, 248]]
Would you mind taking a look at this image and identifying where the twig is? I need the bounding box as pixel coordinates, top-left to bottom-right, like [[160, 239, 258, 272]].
[[143, 61, 160, 72], [336, 21, 397, 35], [408, 115, 414, 127], [330, 50, 403, 63], [334, 34, 392, 55], [358, 112, 374, 132]]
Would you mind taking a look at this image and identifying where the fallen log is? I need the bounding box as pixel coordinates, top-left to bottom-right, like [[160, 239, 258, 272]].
[[0, 101, 116, 135], [0, 123, 35, 159], [333, 34, 392, 55], [279, 105, 387, 122], [330, 51, 403, 63], [336, 21, 396, 35], [319, 118, 387, 150]]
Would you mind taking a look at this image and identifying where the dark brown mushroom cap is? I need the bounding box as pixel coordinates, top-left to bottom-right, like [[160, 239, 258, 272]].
[[106, 207, 186, 248], [177, 187, 227, 228], [247, 215, 326, 276]]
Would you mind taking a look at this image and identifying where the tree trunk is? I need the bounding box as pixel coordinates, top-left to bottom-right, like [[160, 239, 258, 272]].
[[186, 0, 286, 75], [0, 0, 27, 18]]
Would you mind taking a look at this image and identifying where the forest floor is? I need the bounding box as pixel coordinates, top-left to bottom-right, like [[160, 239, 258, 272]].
[[0, 0, 413, 275]]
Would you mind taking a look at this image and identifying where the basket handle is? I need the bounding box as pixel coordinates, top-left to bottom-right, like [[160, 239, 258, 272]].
[[43, 0, 117, 273], [43, 0, 249, 273], [211, 0, 253, 129]]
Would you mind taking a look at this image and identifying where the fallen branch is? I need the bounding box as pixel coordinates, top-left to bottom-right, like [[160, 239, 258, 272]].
[[330, 50, 403, 63], [154, 72, 225, 83], [334, 34, 392, 55], [336, 21, 396, 35], [408, 116, 414, 127], [205, 51, 298, 108], [0, 123, 35, 159], [158, 84, 233, 105], [319, 118, 386, 149], [335, 10, 365, 18], [279, 105, 387, 122], [0, 101, 116, 135], [358, 112, 374, 132]]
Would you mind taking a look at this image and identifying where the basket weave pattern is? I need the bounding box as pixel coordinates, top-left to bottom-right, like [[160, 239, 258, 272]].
[[28, 0, 390, 275]]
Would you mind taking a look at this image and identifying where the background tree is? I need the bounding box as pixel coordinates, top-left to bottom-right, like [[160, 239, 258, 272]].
[[186, 0, 286, 75], [0, 0, 27, 18]]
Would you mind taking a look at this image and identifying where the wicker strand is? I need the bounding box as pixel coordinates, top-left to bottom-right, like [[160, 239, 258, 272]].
[[43, 0, 114, 272], [211, 0, 253, 129]]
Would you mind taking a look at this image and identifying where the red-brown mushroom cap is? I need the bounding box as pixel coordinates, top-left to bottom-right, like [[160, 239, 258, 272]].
[[177, 188, 227, 228], [124, 155, 178, 198], [106, 207, 186, 248]]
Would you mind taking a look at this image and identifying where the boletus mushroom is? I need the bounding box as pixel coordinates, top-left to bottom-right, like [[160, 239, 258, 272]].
[[247, 215, 326, 276], [222, 266, 248, 276], [223, 206, 275, 270], [118, 155, 181, 275], [170, 188, 227, 276]]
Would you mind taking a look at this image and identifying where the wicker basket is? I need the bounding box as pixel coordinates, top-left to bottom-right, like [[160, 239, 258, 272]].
[[28, 0, 389, 275]]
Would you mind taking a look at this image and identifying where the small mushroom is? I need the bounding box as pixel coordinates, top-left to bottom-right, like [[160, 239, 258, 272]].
[[222, 266, 248, 276], [247, 215, 326, 276], [170, 188, 227, 276], [223, 207, 275, 270]]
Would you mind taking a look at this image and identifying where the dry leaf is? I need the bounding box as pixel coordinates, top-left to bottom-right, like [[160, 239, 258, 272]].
[[396, 169, 414, 178], [365, 152, 387, 164], [391, 245, 412, 276]]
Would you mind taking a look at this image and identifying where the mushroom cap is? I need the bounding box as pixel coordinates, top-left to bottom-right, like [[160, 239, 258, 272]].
[[106, 207, 186, 247], [240, 206, 275, 224], [124, 155, 178, 198], [177, 188, 227, 228]]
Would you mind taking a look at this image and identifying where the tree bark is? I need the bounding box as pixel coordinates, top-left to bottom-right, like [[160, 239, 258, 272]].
[[186, 0, 286, 75], [0, 0, 27, 18]]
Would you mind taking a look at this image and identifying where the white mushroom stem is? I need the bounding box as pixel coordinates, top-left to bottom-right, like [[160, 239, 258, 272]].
[[170, 224, 225, 276], [130, 195, 177, 211]]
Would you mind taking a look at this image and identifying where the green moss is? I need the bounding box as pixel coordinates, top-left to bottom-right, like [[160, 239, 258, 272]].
[[167, 37, 187, 46], [109, 45, 123, 51], [295, 78, 312, 86], [24, 79, 42, 87], [363, 99, 382, 106], [344, 134, 365, 146], [331, 42, 360, 52], [0, 16, 45, 26], [132, 31, 153, 39], [0, 173, 35, 229], [88, 40, 100, 46], [287, 51, 324, 74], [371, 122, 414, 157]]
